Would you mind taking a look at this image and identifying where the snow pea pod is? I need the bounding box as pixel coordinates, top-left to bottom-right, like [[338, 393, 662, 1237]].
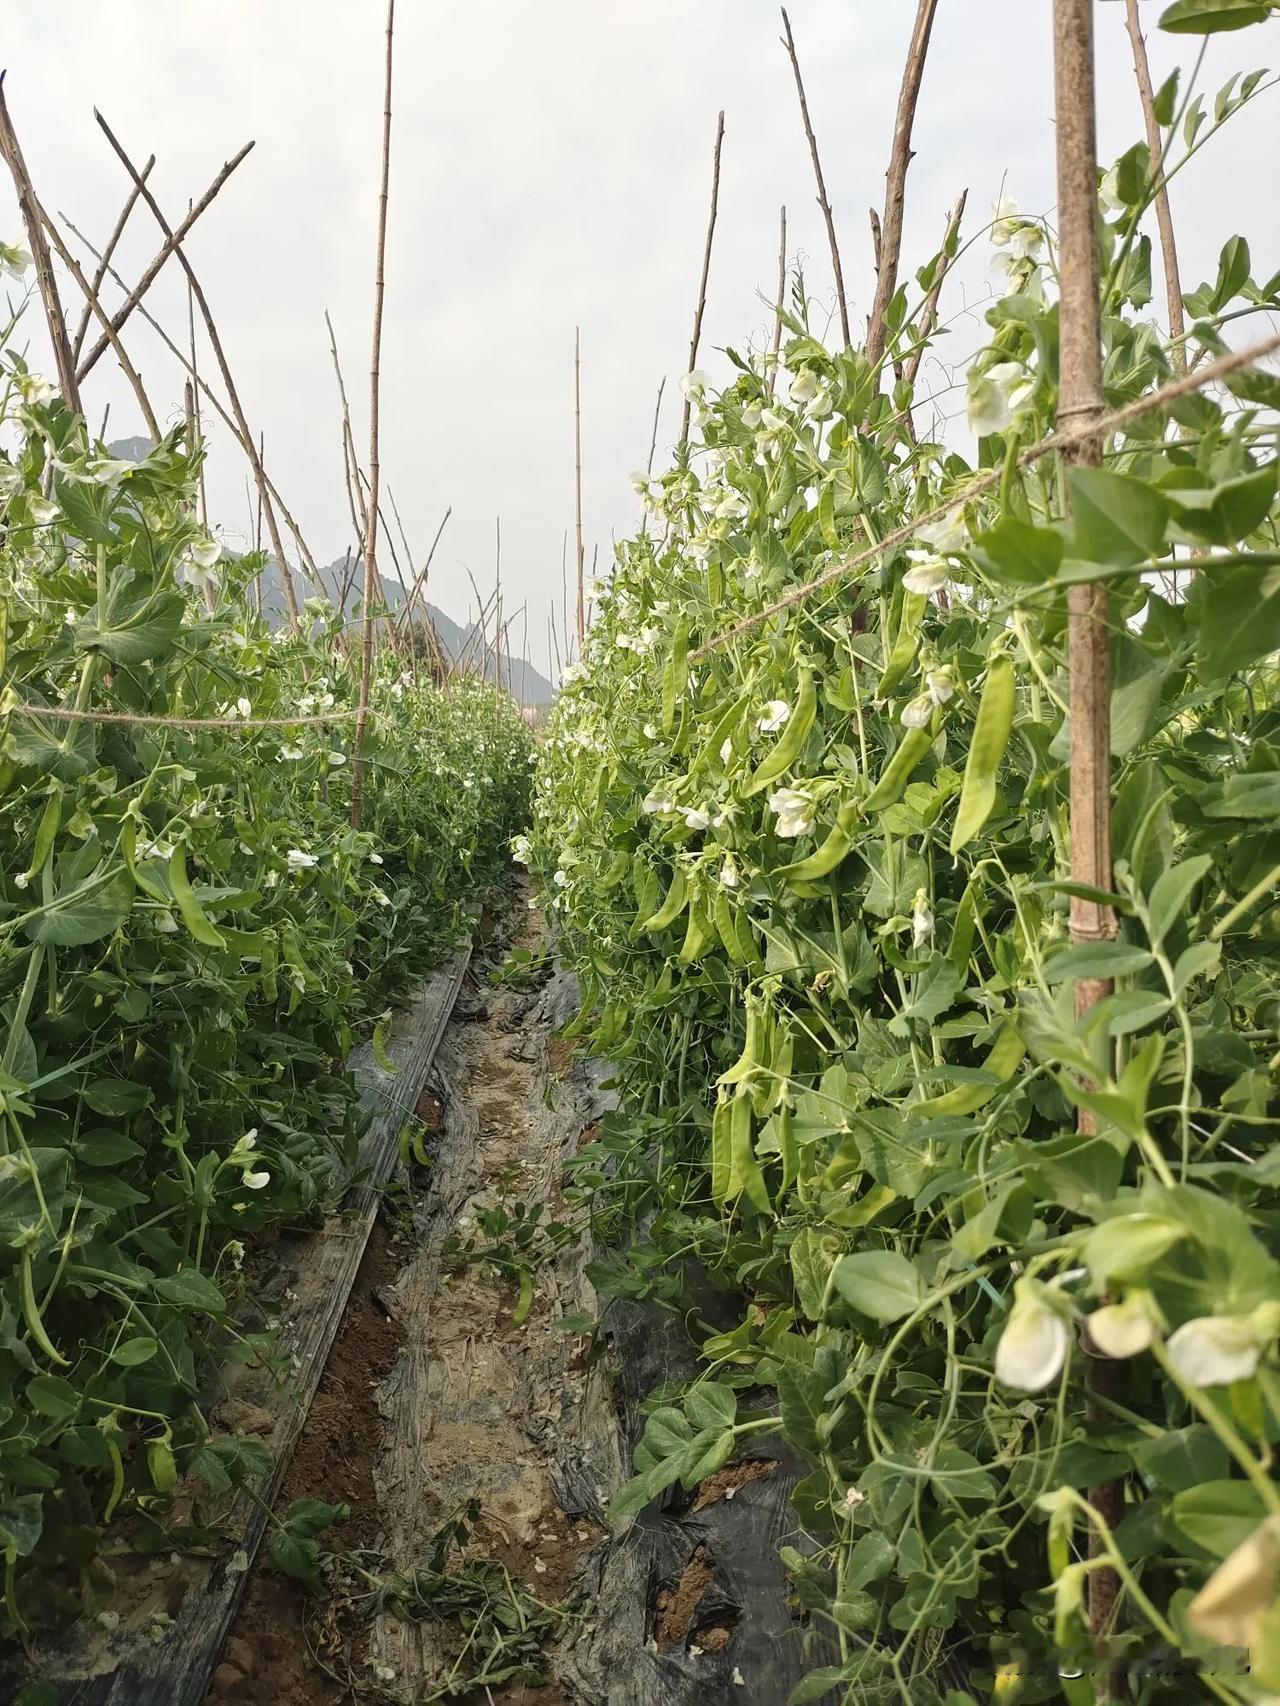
[[780, 800, 861, 885], [678, 895, 714, 964], [744, 668, 816, 796], [24, 788, 62, 884], [950, 654, 1015, 854], [661, 616, 690, 734], [20, 1245, 67, 1366], [168, 844, 227, 949], [863, 723, 934, 813], [876, 589, 928, 697], [912, 1021, 1025, 1117], [729, 1086, 771, 1214], [640, 866, 688, 933]]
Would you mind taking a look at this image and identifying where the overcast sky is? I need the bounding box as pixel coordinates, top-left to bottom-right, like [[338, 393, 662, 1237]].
[[5, 3, 1278, 681]]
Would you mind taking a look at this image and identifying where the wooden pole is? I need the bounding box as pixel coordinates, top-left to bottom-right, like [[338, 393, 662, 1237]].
[[769, 205, 787, 394], [69, 153, 154, 363], [0, 76, 81, 414], [574, 329, 585, 649], [679, 109, 725, 445], [779, 10, 850, 349], [351, 0, 396, 828], [646, 375, 667, 477], [865, 0, 939, 372], [93, 112, 301, 628], [1053, 1, 1120, 1688], [902, 189, 967, 387], [1122, 0, 1187, 377]]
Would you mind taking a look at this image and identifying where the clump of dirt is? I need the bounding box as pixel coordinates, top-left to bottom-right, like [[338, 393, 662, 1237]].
[[692, 1457, 778, 1511], [414, 1084, 444, 1132], [653, 1545, 716, 1649], [545, 1036, 577, 1079], [205, 1220, 405, 1705]]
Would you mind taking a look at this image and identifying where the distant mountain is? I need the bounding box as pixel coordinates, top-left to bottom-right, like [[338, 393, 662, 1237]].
[[106, 440, 555, 704]]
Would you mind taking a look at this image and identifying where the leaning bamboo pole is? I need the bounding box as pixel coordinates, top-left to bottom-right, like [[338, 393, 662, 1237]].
[[679, 109, 725, 445], [1052, 0, 1121, 1688], [1122, 0, 1187, 378], [779, 10, 850, 349], [573, 329, 585, 649], [351, 0, 396, 829]]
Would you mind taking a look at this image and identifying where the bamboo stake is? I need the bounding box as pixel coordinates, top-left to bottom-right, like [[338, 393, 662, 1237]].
[[0, 77, 81, 413], [69, 153, 154, 363], [392, 504, 452, 641], [573, 329, 585, 649], [679, 109, 725, 445], [779, 11, 850, 349], [865, 0, 939, 372], [1053, 1, 1121, 1687], [1122, 0, 1187, 376], [33, 205, 161, 442], [76, 139, 255, 381], [93, 113, 302, 628], [646, 375, 667, 477], [185, 199, 208, 524], [902, 189, 967, 387], [351, 0, 396, 828], [769, 205, 787, 395], [59, 212, 325, 604]]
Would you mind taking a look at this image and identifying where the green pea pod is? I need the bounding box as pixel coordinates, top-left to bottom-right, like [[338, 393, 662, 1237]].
[[780, 800, 861, 884], [729, 1086, 771, 1214], [777, 1103, 799, 1197], [719, 994, 763, 1088], [121, 818, 170, 904], [640, 866, 689, 933], [714, 890, 748, 966], [630, 859, 661, 937], [876, 589, 928, 697], [661, 616, 690, 734], [678, 896, 714, 965], [147, 1432, 178, 1494], [600, 849, 630, 890], [912, 1022, 1025, 1118], [101, 1423, 125, 1521], [261, 932, 279, 1001], [24, 788, 62, 884], [697, 690, 750, 772], [710, 1094, 736, 1207], [863, 724, 934, 813], [168, 845, 227, 949], [947, 875, 981, 975], [950, 654, 1015, 854], [20, 1247, 68, 1366], [744, 668, 817, 796]]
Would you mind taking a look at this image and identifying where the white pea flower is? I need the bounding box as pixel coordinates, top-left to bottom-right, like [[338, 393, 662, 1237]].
[[511, 835, 532, 865], [326, 751, 347, 767], [789, 368, 820, 405], [966, 361, 1036, 438], [643, 723, 658, 741], [188, 537, 222, 570], [154, 910, 178, 933], [1189, 1515, 1280, 1654], [243, 1170, 271, 1190], [900, 695, 933, 730], [991, 193, 1022, 246], [715, 489, 749, 521], [681, 806, 711, 832], [720, 855, 739, 890], [1099, 166, 1124, 218], [995, 1278, 1071, 1392], [231, 1130, 258, 1157], [371, 887, 392, 907], [280, 744, 304, 761], [760, 408, 789, 434], [1166, 1307, 1280, 1388], [642, 788, 674, 815], [915, 511, 968, 555], [741, 399, 763, 429], [806, 383, 834, 421], [28, 495, 58, 526], [17, 372, 53, 408], [680, 369, 712, 399], [553, 869, 569, 887], [14, 872, 29, 891], [0, 240, 32, 278], [902, 551, 952, 598], [711, 803, 738, 828], [925, 668, 955, 708], [756, 700, 791, 735], [286, 848, 319, 872], [720, 738, 733, 763], [1087, 1292, 1157, 1360], [769, 787, 814, 839], [911, 890, 934, 950]]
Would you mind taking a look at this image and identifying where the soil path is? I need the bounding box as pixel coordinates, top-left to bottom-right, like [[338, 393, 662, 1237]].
[[208, 893, 618, 1706]]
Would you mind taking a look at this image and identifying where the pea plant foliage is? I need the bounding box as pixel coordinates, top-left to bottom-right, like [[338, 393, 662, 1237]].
[[0, 313, 531, 1633], [533, 21, 1280, 1705]]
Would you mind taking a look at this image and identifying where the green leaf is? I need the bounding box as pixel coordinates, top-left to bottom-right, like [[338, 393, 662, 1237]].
[[1043, 943, 1154, 982], [686, 1382, 737, 1432], [1153, 68, 1180, 124], [1201, 559, 1280, 672], [1171, 1480, 1267, 1557], [1115, 141, 1150, 206], [84, 1078, 151, 1116], [1083, 1214, 1184, 1286], [110, 1336, 159, 1367], [1160, 0, 1271, 31], [1146, 855, 1213, 947], [152, 1269, 228, 1314], [73, 593, 185, 666], [1132, 1425, 1228, 1491], [1068, 468, 1168, 565], [1202, 772, 1280, 819], [790, 1227, 842, 1322], [1211, 235, 1252, 310], [24, 867, 134, 948], [832, 1250, 925, 1323], [26, 1374, 81, 1422], [0, 1492, 44, 1561], [972, 515, 1064, 584], [776, 1363, 828, 1456]]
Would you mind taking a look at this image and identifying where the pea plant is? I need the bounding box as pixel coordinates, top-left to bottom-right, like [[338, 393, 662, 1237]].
[[533, 12, 1280, 1702], [0, 335, 531, 1632]]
